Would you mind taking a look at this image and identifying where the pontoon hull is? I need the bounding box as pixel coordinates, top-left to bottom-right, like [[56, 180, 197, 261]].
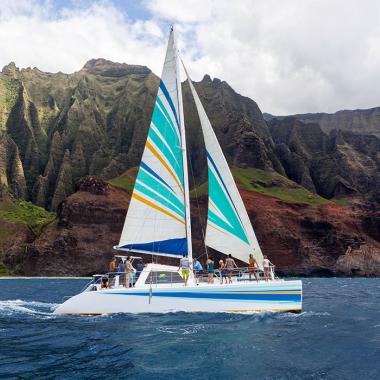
[[54, 280, 302, 315]]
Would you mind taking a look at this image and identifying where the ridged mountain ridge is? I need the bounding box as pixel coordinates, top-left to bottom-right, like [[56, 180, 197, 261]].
[[0, 59, 379, 210]]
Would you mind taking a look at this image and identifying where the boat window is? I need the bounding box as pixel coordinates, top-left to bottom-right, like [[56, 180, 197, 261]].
[[145, 271, 184, 284]]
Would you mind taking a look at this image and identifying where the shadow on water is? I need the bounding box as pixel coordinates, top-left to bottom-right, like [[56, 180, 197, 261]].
[[0, 278, 379, 379]]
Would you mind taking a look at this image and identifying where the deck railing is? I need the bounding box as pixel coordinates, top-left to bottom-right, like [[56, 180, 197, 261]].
[[82, 266, 277, 292]]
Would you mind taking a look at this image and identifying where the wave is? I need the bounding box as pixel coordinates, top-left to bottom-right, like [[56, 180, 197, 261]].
[[0, 299, 58, 317]]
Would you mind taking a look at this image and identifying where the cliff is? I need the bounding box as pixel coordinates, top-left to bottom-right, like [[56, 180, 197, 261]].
[[265, 107, 380, 137], [0, 59, 379, 276], [1, 60, 379, 210], [5, 175, 379, 277]]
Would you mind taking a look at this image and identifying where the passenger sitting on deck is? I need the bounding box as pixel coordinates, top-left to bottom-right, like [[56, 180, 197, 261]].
[[225, 254, 238, 284], [219, 259, 227, 284], [263, 256, 274, 282], [100, 276, 108, 289], [248, 254, 259, 283], [206, 256, 215, 284], [178, 254, 191, 286], [192, 258, 203, 285]]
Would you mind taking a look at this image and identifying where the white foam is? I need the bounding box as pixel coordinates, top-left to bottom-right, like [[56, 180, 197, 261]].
[[0, 299, 58, 317]]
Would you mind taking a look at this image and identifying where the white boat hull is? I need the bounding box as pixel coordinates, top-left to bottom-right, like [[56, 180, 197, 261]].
[[54, 280, 302, 315]]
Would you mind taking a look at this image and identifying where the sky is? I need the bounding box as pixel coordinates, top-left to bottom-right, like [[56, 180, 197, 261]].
[[0, 0, 380, 115]]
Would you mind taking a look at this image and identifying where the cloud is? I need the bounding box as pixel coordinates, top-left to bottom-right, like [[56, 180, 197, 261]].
[[0, 0, 167, 74], [1, 0, 380, 114], [146, 0, 380, 114]]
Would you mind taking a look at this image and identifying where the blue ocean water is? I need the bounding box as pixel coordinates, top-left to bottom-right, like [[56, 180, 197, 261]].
[[0, 278, 379, 379]]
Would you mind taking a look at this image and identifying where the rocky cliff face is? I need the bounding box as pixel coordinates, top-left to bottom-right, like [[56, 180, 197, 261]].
[[182, 75, 283, 181], [1, 60, 379, 210], [1, 59, 379, 276], [0, 60, 158, 209], [1, 60, 283, 211], [9, 176, 379, 277], [265, 107, 380, 137], [269, 117, 380, 202]]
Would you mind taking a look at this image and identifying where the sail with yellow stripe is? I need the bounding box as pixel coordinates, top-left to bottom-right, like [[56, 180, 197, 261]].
[[116, 27, 192, 258]]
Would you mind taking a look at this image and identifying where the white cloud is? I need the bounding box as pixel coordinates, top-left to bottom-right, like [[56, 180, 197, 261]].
[[0, 0, 167, 75], [1, 0, 380, 114]]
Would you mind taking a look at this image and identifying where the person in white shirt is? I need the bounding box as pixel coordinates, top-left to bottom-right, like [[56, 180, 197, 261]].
[[263, 255, 274, 282], [178, 254, 191, 286], [125, 257, 134, 288]]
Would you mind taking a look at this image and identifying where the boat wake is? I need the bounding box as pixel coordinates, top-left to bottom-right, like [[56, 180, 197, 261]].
[[0, 299, 58, 317]]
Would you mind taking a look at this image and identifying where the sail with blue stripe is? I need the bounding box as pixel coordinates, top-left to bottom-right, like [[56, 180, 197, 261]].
[[183, 64, 264, 267], [117, 27, 192, 258]]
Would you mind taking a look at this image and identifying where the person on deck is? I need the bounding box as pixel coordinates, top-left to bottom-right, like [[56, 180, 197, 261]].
[[178, 254, 191, 286], [108, 257, 117, 288], [109, 257, 117, 272], [192, 258, 203, 285], [125, 257, 134, 288], [263, 256, 274, 282], [117, 259, 126, 286], [225, 254, 238, 284], [219, 259, 227, 285], [135, 260, 145, 281], [206, 256, 215, 284], [248, 254, 259, 282]]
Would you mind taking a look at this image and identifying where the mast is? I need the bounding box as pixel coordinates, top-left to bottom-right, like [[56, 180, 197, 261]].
[[173, 25, 192, 260]]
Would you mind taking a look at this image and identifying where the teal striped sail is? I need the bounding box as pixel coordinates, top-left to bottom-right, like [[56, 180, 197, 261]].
[[183, 64, 264, 266], [117, 28, 191, 257]]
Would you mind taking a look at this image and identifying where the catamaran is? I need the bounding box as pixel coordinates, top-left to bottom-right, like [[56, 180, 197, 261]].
[[54, 27, 302, 315]]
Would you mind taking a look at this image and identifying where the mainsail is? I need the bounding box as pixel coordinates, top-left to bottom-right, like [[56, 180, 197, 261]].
[[183, 64, 264, 267], [117, 27, 192, 258]]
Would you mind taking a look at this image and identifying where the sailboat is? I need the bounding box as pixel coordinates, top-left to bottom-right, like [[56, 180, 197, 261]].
[[54, 27, 302, 315]]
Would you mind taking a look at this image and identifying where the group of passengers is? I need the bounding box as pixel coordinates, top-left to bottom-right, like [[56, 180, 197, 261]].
[[104, 254, 274, 288], [179, 253, 275, 286], [107, 257, 145, 288]]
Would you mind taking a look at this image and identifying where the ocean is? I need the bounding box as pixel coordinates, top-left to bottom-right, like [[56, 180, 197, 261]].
[[0, 278, 379, 379]]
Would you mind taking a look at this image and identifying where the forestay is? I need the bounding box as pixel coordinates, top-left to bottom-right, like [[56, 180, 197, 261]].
[[117, 28, 189, 258], [183, 64, 264, 267]]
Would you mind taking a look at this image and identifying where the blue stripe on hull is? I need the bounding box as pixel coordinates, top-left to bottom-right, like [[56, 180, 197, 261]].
[[108, 291, 301, 302]]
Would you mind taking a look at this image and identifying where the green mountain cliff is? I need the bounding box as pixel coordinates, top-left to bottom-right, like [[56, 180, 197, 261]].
[[0, 59, 379, 276]]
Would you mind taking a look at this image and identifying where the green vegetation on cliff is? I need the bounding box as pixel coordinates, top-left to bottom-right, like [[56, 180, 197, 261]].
[[107, 173, 135, 194], [189, 168, 332, 205], [0, 199, 56, 234], [232, 167, 331, 205], [0, 261, 13, 276]]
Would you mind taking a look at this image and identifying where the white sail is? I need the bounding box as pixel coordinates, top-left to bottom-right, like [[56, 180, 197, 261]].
[[183, 64, 264, 267], [116, 27, 191, 258]]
